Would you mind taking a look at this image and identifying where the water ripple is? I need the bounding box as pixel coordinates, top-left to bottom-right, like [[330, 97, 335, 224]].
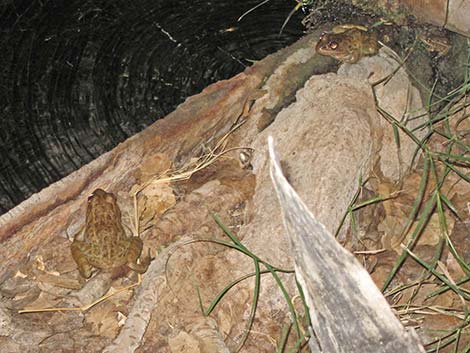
[[0, 0, 304, 213]]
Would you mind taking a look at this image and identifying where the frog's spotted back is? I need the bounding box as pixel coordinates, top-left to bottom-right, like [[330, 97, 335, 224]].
[[71, 189, 150, 278]]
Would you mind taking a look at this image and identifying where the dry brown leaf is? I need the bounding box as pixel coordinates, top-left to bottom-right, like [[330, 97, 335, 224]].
[[36, 272, 82, 290], [21, 291, 62, 312], [138, 179, 176, 219], [444, 251, 467, 280], [216, 304, 234, 336], [85, 301, 121, 338], [168, 331, 202, 353], [136, 153, 173, 183], [414, 213, 454, 247]]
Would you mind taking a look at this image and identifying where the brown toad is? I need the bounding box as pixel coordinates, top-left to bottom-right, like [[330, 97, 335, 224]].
[[417, 27, 451, 57], [315, 24, 378, 64], [71, 189, 150, 278]]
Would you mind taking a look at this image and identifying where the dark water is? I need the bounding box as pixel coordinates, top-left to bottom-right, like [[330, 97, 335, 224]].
[[0, 0, 304, 213]]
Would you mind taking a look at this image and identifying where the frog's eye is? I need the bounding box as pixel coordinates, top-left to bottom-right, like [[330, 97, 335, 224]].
[[329, 41, 338, 50]]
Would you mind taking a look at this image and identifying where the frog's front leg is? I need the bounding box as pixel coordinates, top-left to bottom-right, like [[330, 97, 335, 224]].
[[71, 241, 94, 278], [126, 237, 151, 274]]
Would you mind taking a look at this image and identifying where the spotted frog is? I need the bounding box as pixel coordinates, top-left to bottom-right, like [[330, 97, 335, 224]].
[[315, 24, 378, 64], [417, 27, 451, 57], [71, 189, 151, 278]]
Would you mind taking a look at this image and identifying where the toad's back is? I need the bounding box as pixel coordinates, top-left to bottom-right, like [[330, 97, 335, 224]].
[[71, 189, 150, 278], [316, 26, 378, 64]]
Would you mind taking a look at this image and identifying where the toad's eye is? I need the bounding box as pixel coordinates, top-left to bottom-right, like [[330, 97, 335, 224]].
[[329, 41, 338, 50]]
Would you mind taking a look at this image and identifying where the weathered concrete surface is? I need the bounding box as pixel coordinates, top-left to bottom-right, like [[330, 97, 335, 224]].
[[0, 30, 427, 352], [229, 48, 424, 272]]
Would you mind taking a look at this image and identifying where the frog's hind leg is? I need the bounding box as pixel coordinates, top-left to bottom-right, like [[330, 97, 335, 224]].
[[71, 241, 94, 278], [126, 237, 151, 274]]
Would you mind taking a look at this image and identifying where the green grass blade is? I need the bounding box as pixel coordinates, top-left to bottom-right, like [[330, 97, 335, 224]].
[[426, 275, 470, 298], [382, 191, 437, 291], [403, 245, 470, 300]]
